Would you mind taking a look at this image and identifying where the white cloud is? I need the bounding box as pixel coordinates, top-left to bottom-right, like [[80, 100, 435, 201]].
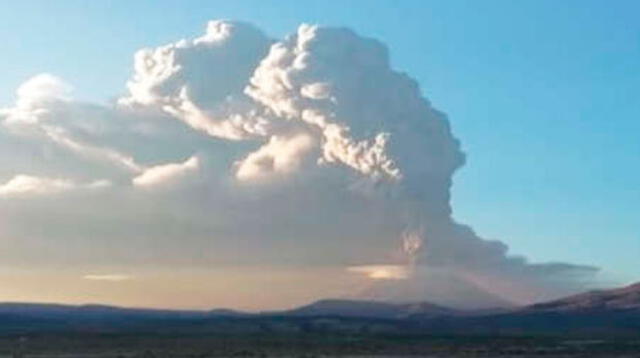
[[235, 133, 315, 181], [16, 73, 73, 109], [245, 25, 402, 180], [0, 175, 75, 198], [0, 175, 111, 198], [133, 156, 200, 188], [40, 124, 144, 173], [120, 20, 273, 141], [3, 75, 144, 174]]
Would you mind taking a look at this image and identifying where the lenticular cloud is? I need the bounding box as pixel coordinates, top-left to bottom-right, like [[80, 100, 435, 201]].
[[0, 20, 598, 308]]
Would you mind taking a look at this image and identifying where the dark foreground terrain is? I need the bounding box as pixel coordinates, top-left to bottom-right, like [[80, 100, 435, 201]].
[[0, 283, 638, 357], [0, 333, 639, 358]]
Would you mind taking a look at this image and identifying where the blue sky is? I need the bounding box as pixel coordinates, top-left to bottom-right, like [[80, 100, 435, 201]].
[[1, 0, 638, 283]]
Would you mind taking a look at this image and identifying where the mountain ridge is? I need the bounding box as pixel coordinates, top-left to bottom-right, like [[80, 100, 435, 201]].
[[1, 281, 639, 319], [0, 282, 638, 336], [525, 281, 640, 312]]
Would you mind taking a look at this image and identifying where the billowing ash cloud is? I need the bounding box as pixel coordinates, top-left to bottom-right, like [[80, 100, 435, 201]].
[[0, 20, 598, 309]]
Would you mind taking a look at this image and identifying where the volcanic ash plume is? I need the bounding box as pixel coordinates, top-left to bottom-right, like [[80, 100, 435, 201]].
[[402, 230, 423, 264], [0, 20, 599, 308]]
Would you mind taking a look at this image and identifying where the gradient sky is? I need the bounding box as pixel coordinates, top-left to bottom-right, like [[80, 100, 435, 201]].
[[0, 1, 638, 309]]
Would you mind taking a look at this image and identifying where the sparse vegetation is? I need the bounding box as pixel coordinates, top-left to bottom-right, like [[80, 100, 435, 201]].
[[0, 333, 638, 357]]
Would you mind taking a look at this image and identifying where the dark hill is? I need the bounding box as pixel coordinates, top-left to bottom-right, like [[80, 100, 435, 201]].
[[283, 298, 455, 318], [525, 282, 640, 312]]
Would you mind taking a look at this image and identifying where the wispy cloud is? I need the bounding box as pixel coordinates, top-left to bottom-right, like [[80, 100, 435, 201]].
[[0, 175, 111, 198], [83, 274, 133, 282], [348, 265, 411, 280]]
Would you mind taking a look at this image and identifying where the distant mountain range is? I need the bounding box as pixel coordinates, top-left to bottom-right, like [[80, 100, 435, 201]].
[[0, 282, 638, 336]]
